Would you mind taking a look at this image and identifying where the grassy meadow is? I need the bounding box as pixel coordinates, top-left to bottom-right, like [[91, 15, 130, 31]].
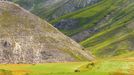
[[0, 55, 134, 75], [0, 0, 134, 75]]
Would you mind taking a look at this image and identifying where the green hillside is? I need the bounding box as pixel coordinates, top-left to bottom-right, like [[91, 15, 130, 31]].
[[51, 0, 134, 57], [0, 1, 134, 75], [9, 0, 99, 21]]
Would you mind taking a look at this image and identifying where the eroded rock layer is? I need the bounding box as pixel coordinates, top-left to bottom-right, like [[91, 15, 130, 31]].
[[0, 2, 94, 64]]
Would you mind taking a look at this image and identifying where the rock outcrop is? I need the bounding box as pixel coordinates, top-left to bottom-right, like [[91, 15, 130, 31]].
[[0, 1, 94, 64], [9, 0, 99, 20], [54, 19, 79, 30]]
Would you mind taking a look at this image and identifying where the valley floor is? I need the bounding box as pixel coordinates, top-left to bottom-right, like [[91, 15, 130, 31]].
[[0, 57, 134, 75]]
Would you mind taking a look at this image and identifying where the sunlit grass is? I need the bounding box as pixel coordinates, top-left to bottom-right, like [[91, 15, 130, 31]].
[[0, 56, 134, 75]]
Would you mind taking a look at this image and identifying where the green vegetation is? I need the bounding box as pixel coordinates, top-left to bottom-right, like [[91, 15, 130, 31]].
[[0, 55, 134, 75], [0, 1, 134, 75], [10, 0, 99, 21], [0, 69, 12, 75], [51, 0, 134, 57]]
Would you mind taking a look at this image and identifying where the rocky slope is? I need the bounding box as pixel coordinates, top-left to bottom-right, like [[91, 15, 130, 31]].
[[52, 0, 134, 57], [0, 1, 94, 64], [9, 0, 99, 21]]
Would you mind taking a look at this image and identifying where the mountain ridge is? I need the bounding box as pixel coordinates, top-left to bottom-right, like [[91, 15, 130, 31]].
[[9, 0, 100, 21], [0, 1, 94, 64], [51, 0, 134, 57]]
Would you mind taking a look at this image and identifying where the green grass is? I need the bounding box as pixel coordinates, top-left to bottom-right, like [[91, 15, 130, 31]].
[[51, 0, 128, 36], [0, 56, 134, 75], [0, 62, 88, 73], [51, 0, 134, 57], [1, 52, 134, 75]]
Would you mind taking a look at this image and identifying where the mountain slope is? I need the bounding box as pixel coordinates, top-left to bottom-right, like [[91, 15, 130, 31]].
[[52, 0, 134, 57], [0, 1, 93, 64], [9, 0, 99, 21]]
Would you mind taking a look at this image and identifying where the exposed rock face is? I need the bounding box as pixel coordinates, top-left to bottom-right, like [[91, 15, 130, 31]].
[[49, 0, 99, 20], [54, 18, 99, 42], [54, 19, 79, 30], [0, 2, 94, 64], [9, 0, 99, 20], [71, 28, 98, 42], [8, 0, 64, 10]]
